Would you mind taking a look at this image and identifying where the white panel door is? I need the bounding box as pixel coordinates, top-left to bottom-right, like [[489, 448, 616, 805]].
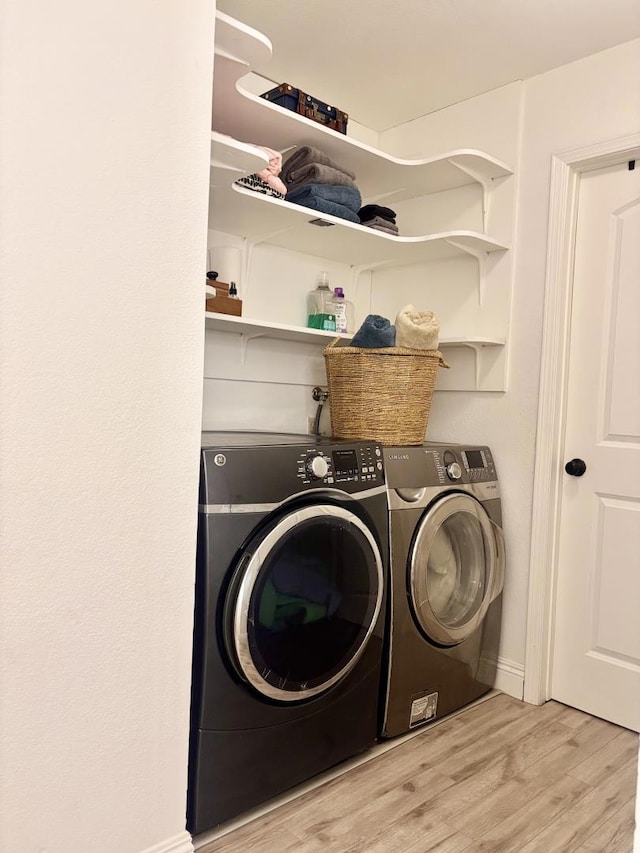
[[551, 161, 640, 732]]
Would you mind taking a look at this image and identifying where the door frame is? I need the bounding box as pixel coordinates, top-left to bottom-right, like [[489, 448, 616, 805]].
[[524, 132, 640, 705]]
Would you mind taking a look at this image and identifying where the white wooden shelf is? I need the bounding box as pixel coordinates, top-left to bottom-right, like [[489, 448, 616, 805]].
[[440, 336, 505, 348], [205, 313, 506, 389], [205, 312, 504, 350], [211, 131, 269, 174], [212, 12, 513, 206], [208, 180, 508, 269], [210, 11, 511, 274], [214, 11, 272, 70], [205, 312, 349, 344]]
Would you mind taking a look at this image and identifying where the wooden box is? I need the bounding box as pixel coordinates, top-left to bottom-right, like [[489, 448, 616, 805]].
[[260, 83, 348, 135], [205, 280, 242, 316]]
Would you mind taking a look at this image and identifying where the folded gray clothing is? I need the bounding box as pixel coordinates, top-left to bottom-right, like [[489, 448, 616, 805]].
[[285, 163, 358, 194], [366, 223, 400, 235], [360, 215, 399, 231], [282, 146, 356, 185], [350, 314, 396, 348], [286, 195, 360, 223], [286, 183, 362, 212]]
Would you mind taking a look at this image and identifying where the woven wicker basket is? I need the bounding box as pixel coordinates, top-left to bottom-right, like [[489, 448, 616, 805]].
[[323, 339, 449, 446]]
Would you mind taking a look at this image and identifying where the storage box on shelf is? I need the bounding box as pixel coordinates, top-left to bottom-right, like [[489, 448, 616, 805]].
[[261, 83, 348, 135], [205, 281, 242, 317]]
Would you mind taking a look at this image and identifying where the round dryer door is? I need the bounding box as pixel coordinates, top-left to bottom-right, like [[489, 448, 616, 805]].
[[409, 492, 505, 646], [226, 504, 384, 702]]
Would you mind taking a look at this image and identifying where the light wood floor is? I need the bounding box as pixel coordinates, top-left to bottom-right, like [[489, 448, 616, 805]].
[[198, 693, 638, 853]]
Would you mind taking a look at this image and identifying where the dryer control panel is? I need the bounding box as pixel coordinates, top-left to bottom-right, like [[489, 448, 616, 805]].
[[296, 443, 384, 487]]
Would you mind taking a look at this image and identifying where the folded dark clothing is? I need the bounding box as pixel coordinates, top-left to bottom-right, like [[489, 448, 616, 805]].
[[286, 183, 362, 213], [351, 314, 396, 348], [364, 223, 400, 235], [286, 195, 360, 223], [358, 203, 397, 223], [360, 215, 399, 231], [285, 163, 358, 194], [282, 146, 356, 185]]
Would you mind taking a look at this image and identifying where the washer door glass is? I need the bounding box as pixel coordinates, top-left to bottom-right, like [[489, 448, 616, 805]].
[[227, 504, 384, 702], [409, 493, 498, 646]]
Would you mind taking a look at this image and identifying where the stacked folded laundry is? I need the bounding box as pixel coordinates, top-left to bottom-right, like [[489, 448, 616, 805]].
[[357, 204, 399, 235], [350, 304, 439, 350], [282, 146, 362, 223], [234, 146, 287, 199]]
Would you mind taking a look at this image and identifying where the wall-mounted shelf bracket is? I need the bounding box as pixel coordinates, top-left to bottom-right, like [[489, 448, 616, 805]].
[[447, 158, 496, 231], [350, 260, 391, 310], [451, 339, 503, 388], [444, 239, 490, 306], [239, 229, 288, 300], [238, 331, 262, 364]]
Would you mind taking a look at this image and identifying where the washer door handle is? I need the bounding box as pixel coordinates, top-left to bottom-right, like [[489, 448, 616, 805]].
[[488, 519, 506, 604]]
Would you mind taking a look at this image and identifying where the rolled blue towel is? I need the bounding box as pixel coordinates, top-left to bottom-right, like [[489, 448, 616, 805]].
[[286, 182, 362, 212], [350, 314, 396, 348]]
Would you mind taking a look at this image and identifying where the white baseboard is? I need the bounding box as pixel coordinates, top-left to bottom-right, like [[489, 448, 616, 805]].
[[139, 831, 194, 853], [494, 656, 525, 700]]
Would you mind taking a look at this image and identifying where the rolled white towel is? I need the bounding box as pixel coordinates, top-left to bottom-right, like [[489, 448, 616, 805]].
[[395, 304, 440, 350]]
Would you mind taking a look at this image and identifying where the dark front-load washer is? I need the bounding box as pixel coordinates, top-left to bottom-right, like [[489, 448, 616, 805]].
[[187, 432, 388, 834], [381, 443, 505, 738]]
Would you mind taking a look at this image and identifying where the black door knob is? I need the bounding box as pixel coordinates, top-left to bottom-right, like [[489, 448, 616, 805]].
[[565, 458, 587, 476]]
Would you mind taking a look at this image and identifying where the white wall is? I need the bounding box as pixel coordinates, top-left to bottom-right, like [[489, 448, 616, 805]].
[[203, 235, 367, 435], [0, 2, 214, 852]]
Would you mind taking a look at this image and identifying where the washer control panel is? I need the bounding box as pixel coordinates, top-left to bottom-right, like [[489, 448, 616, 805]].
[[201, 434, 387, 505], [461, 447, 496, 482], [430, 446, 496, 485], [297, 443, 383, 487]]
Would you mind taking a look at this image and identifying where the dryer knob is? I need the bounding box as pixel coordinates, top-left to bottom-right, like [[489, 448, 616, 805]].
[[446, 462, 462, 481], [307, 454, 329, 480]]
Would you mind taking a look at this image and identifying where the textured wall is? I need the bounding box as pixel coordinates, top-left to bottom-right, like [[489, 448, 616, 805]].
[[0, 1, 215, 851]]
